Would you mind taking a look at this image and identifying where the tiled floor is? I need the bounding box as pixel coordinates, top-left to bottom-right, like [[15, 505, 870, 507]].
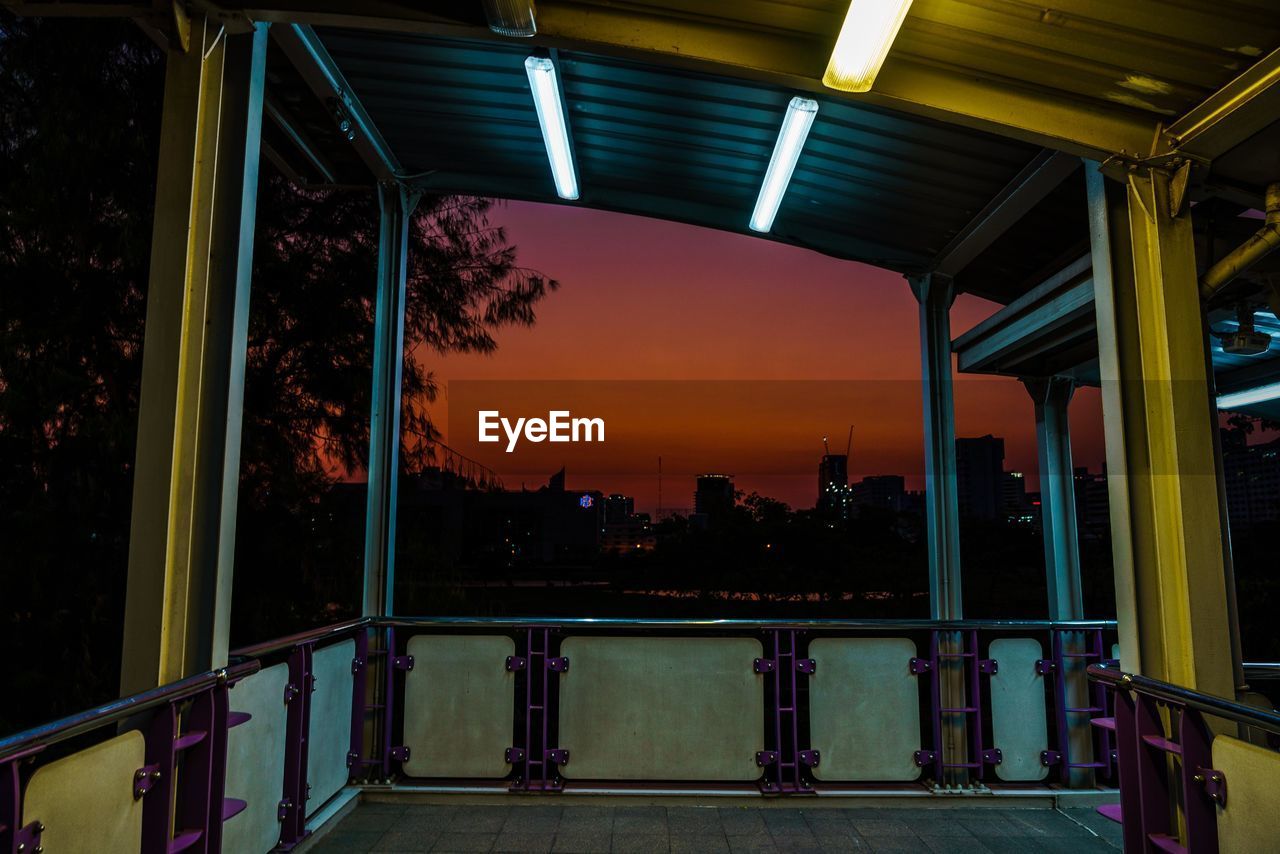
[[306, 803, 1123, 853]]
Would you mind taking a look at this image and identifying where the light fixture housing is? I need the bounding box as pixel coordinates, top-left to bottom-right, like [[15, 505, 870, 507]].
[[750, 97, 819, 234], [524, 55, 579, 201], [1217, 381, 1280, 410], [823, 0, 915, 93], [483, 0, 537, 37]]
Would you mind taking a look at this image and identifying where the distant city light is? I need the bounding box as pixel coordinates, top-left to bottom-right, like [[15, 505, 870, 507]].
[[749, 97, 819, 234], [822, 0, 915, 93], [524, 56, 579, 200], [1218, 381, 1280, 409]]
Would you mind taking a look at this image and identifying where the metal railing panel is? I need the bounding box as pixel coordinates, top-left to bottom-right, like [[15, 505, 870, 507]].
[[307, 640, 356, 814], [809, 637, 922, 782], [223, 662, 290, 854], [559, 636, 764, 781], [1213, 734, 1280, 852], [402, 635, 516, 779], [21, 731, 145, 853], [989, 638, 1049, 782]]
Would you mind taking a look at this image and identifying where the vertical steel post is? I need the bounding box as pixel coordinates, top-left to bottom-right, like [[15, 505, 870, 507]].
[[909, 273, 963, 620], [1085, 162, 1234, 699], [211, 23, 270, 668], [909, 273, 969, 787], [1024, 377, 1083, 620], [1025, 376, 1094, 786], [362, 184, 422, 617], [120, 19, 268, 693]]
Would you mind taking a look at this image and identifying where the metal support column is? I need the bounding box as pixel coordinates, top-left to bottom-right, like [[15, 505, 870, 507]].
[[1085, 162, 1234, 698], [909, 273, 962, 620], [121, 19, 268, 694], [1024, 377, 1083, 619], [361, 183, 422, 617], [909, 273, 969, 788], [1024, 376, 1094, 785]]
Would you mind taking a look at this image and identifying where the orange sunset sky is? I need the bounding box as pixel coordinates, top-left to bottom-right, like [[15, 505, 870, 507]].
[[415, 200, 1106, 514]]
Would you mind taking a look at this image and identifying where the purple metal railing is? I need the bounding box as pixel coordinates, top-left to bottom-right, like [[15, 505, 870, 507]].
[[3, 617, 1134, 854], [911, 629, 999, 786], [507, 626, 568, 791], [1088, 663, 1280, 854], [755, 628, 817, 793], [0, 661, 260, 854], [1042, 629, 1115, 783]]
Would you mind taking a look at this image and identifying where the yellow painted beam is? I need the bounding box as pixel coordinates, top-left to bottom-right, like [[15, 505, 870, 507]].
[[121, 18, 267, 693], [1086, 163, 1234, 698], [228, 0, 1156, 160]]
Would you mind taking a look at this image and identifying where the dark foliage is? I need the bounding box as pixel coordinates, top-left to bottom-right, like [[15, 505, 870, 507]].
[[0, 15, 555, 733]]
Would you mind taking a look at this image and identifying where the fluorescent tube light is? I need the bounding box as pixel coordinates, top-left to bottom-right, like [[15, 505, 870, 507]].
[[483, 0, 537, 37], [524, 56, 578, 200], [823, 0, 915, 93], [750, 97, 819, 234], [1217, 381, 1280, 410]]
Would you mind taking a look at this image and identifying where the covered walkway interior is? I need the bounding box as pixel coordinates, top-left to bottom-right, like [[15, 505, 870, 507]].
[[2, 1, 1280, 853]]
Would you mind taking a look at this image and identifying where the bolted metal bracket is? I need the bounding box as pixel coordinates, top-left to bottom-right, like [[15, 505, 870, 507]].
[[1040, 750, 1062, 766], [546, 749, 569, 766], [547, 657, 570, 673], [979, 659, 998, 675], [506, 655, 527, 672], [346, 751, 360, 769], [1035, 660, 1056, 676], [1194, 767, 1227, 806], [798, 749, 821, 768], [755, 750, 779, 767], [392, 655, 414, 672], [505, 747, 525, 764], [14, 820, 43, 853], [982, 748, 1003, 766], [133, 763, 161, 799], [284, 682, 300, 704], [277, 798, 292, 822], [389, 745, 410, 762], [909, 657, 932, 675], [351, 657, 365, 675], [796, 658, 816, 674], [753, 658, 776, 674], [913, 749, 937, 767]]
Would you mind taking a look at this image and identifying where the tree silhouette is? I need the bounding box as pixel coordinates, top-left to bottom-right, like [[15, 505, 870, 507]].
[[0, 14, 556, 733]]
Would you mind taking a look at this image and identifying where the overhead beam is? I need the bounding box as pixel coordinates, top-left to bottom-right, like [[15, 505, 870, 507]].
[[931, 150, 1079, 278], [231, 1, 1156, 160], [952, 254, 1093, 375], [264, 93, 338, 183], [270, 23, 403, 181], [1164, 44, 1280, 162]]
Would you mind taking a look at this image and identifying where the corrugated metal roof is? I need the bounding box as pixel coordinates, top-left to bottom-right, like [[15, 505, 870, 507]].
[[317, 27, 1039, 275]]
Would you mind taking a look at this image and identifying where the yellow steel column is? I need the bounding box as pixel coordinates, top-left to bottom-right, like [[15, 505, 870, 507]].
[[1085, 163, 1233, 697], [120, 18, 265, 693]]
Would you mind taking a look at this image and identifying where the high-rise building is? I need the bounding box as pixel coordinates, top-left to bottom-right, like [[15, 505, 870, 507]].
[[956, 435, 1005, 519], [850, 474, 905, 512], [1002, 471, 1033, 524], [693, 474, 735, 527], [604, 493, 634, 525], [818, 454, 852, 516], [1220, 430, 1280, 529]]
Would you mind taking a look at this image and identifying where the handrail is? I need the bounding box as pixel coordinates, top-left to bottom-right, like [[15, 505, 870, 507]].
[[0, 659, 259, 763], [378, 616, 1119, 630], [1088, 663, 1280, 733], [1244, 662, 1280, 681], [228, 616, 371, 660]]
